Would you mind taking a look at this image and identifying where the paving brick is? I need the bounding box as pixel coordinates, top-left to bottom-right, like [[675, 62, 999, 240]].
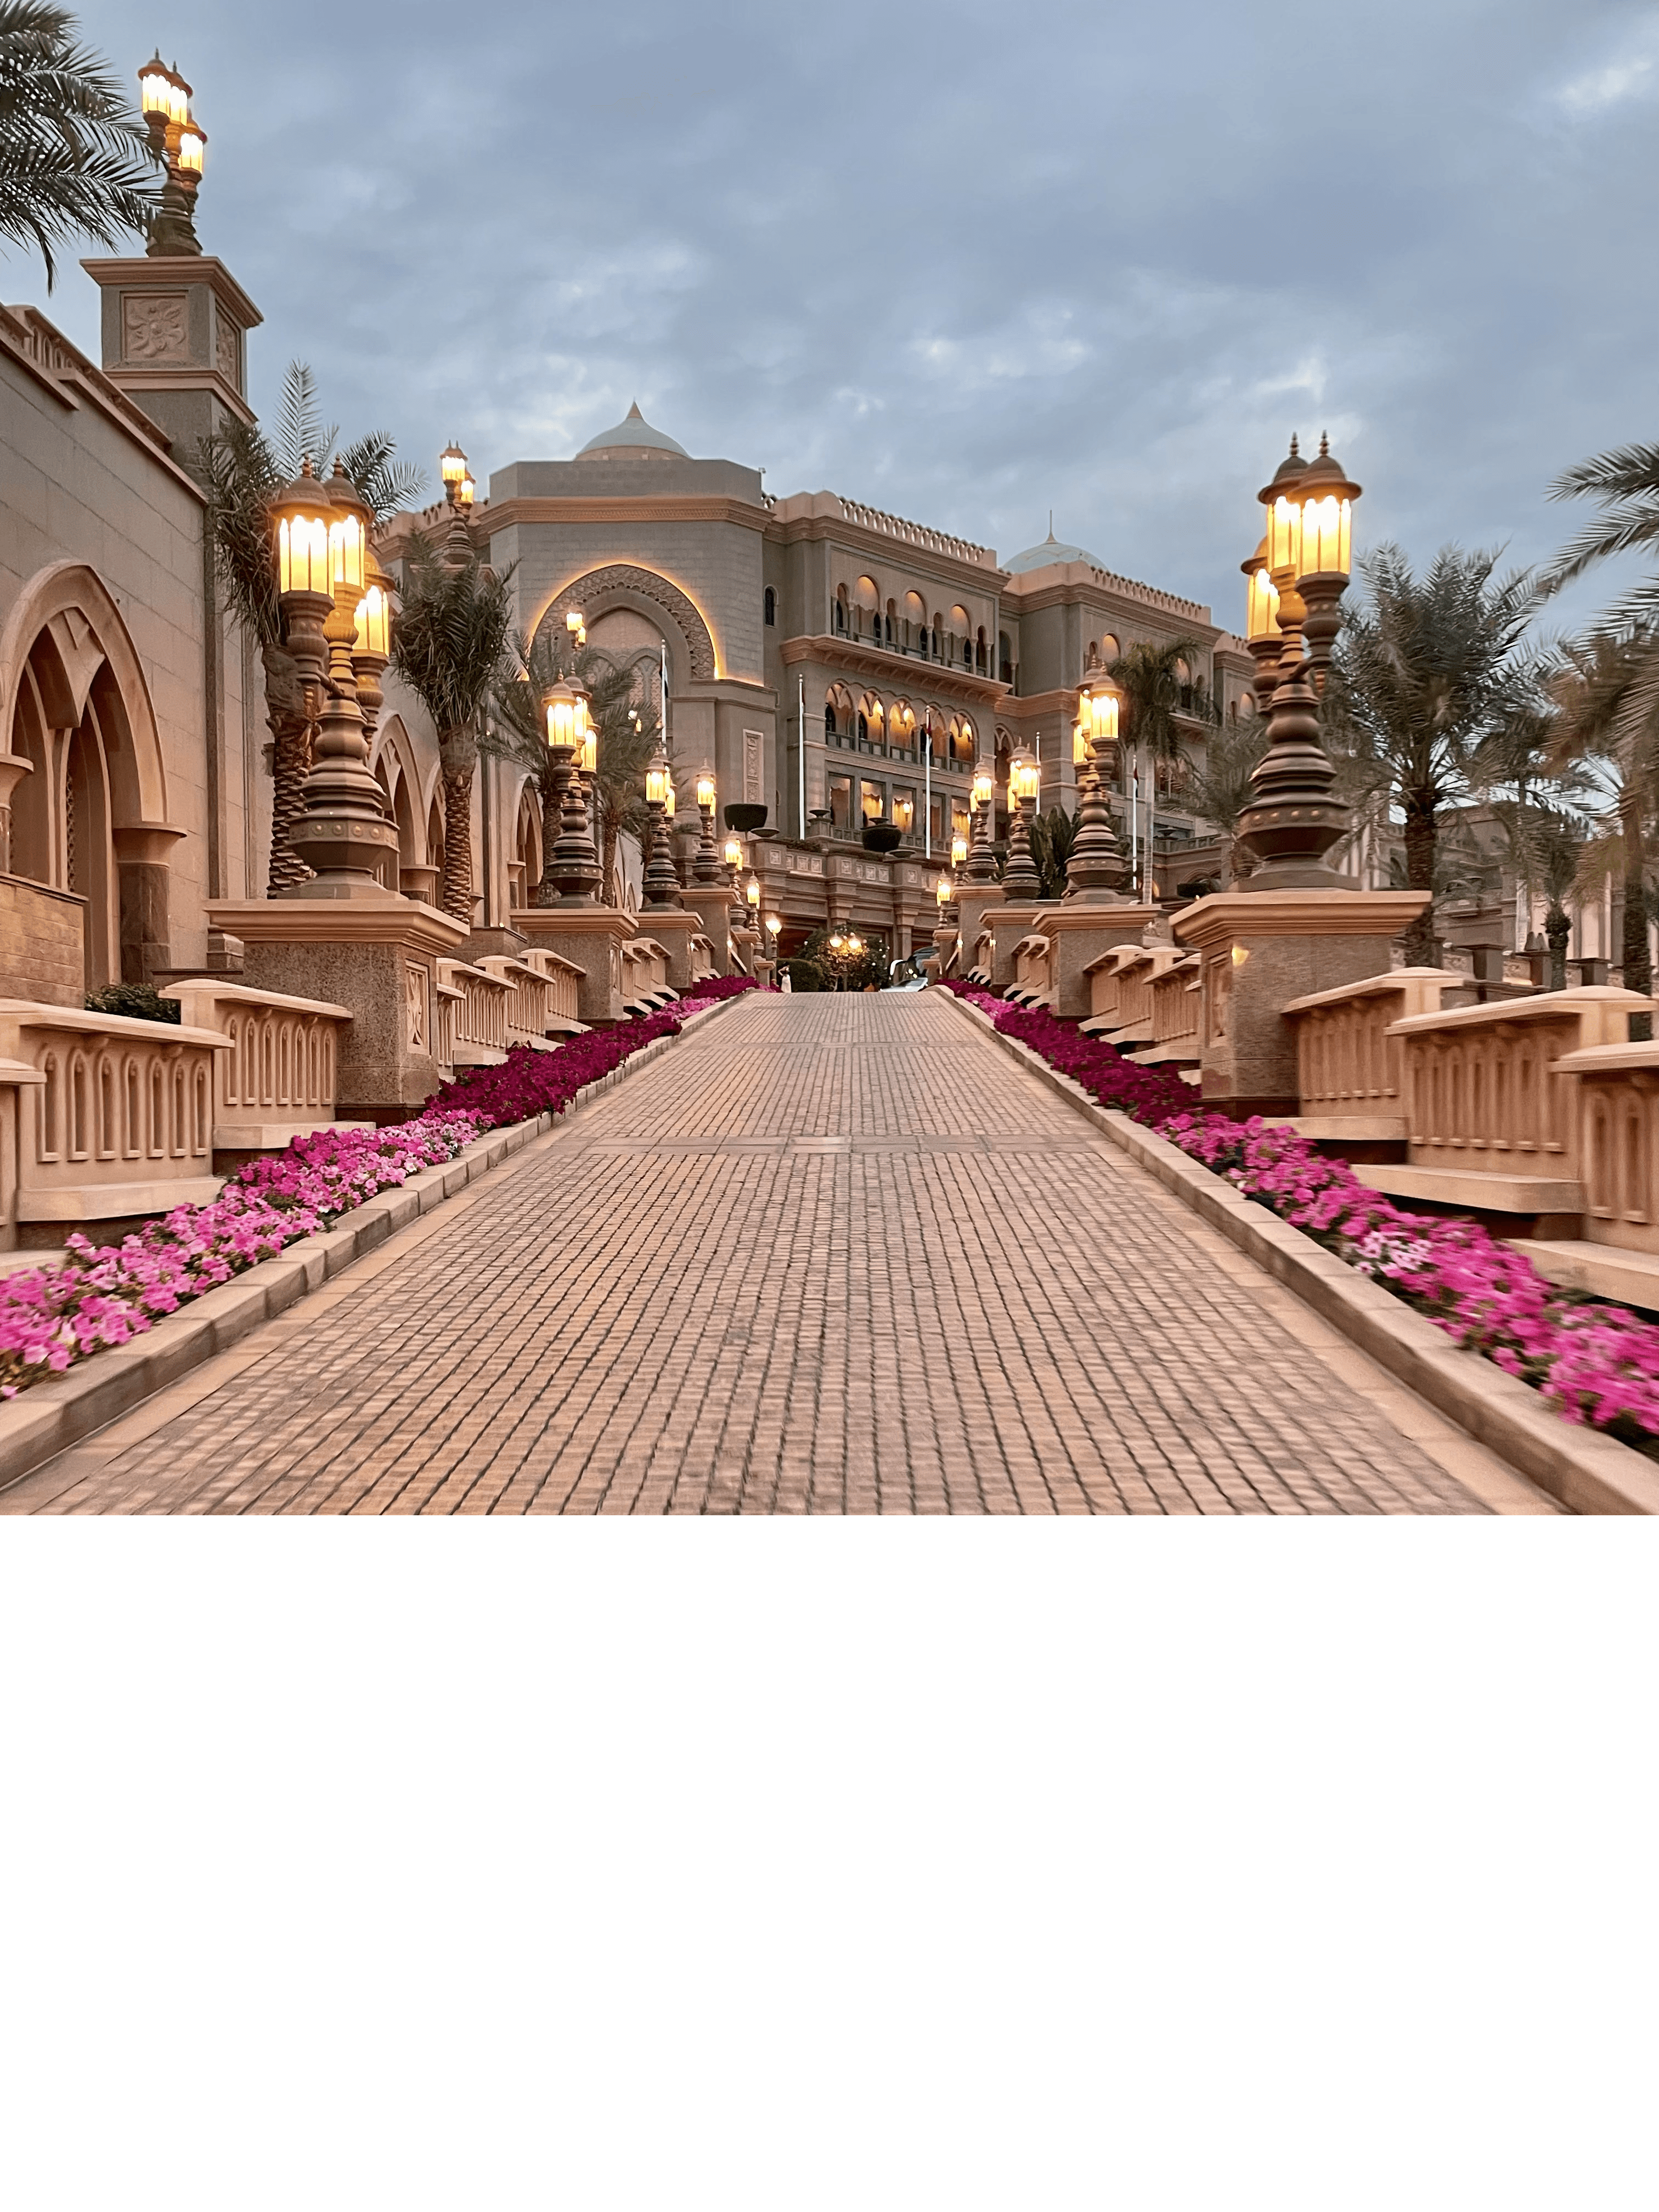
[[0, 994, 1521, 1514]]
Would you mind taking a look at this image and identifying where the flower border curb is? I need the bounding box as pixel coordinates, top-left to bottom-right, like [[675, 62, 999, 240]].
[[0, 1000, 735, 1494], [938, 988, 1659, 1516]]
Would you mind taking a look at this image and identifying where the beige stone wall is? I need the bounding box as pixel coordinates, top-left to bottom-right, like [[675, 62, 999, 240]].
[[0, 874, 84, 1005], [0, 321, 256, 974]]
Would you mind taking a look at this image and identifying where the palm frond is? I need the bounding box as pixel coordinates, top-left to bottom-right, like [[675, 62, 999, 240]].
[[0, 2, 158, 285], [274, 361, 337, 478], [336, 431, 427, 527]]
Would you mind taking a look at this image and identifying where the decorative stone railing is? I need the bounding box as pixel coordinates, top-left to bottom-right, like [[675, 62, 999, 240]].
[[1009, 932, 1053, 1008], [521, 949, 584, 1033], [436, 960, 511, 1068], [621, 937, 674, 1011], [1090, 947, 1181, 1047], [1549, 1041, 1659, 1256], [476, 957, 561, 1053], [690, 933, 716, 984], [1130, 953, 1201, 1066], [0, 999, 232, 1247], [1283, 969, 1462, 1136], [162, 980, 356, 1153], [1349, 986, 1651, 1224], [1081, 945, 1139, 1033]]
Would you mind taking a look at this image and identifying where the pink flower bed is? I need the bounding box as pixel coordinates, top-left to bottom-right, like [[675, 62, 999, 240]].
[[0, 1003, 701, 1401], [939, 978, 1659, 1454]]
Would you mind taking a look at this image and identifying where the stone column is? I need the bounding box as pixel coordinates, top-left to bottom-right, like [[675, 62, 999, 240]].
[[113, 822, 185, 984], [1173, 889, 1431, 1116], [682, 885, 735, 975], [513, 905, 636, 1025]]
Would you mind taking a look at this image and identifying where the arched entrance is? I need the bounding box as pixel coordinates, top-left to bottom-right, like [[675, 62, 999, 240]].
[[0, 564, 176, 996]]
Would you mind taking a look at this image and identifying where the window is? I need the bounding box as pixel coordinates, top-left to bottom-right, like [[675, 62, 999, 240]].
[[825, 704, 837, 737], [890, 787, 916, 834], [856, 712, 869, 742], [929, 793, 949, 849], [834, 600, 845, 633], [861, 781, 885, 823], [764, 586, 776, 627], [828, 773, 853, 831]]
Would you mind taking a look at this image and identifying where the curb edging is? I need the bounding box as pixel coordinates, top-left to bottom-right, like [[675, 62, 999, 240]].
[[938, 989, 1659, 1516], [0, 997, 738, 1493]]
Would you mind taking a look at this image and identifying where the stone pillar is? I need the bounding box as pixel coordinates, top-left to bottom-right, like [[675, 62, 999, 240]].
[[1173, 890, 1431, 1117], [513, 905, 636, 1025], [114, 823, 185, 984], [207, 896, 471, 1120], [1042, 903, 1164, 1019], [635, 909, 703, 991], [990, 900, 1047, 995], [682, 885, 735, 974]]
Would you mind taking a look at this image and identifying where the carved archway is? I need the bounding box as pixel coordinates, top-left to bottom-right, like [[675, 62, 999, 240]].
[[538, 565, 717, 683]]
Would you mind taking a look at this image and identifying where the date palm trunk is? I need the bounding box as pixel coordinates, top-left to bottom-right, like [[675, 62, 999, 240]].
[[1402, 795, 1437, 967], [438, 727, 477, 924], [261, 640, 313, 895], [1621, 785, 1651, 1039]]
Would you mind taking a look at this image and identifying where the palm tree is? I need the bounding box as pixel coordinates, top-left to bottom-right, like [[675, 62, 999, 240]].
[[1486, 799, 1589, 991], [1183, 717, 1269, 884], [1542, 439, 1659, 1007], [492, 627, 658, 906], [1107, 636, 1212, 899], [1026, 806, 1077, 900], [195, 365, 425, 894], [390, 533, 516, 924], [0, 3, 157, 287], [1545, 630, 1659, 1008], [1320, 544, 1543, 964]]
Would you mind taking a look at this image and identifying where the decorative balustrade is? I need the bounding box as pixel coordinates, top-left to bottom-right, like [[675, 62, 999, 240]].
[[620, 938, 673, 1012], [689, 933, 716, 984], [521, 949, 585, 1033], [0, 999, 231, 1246], [436, 960, 511, 1068], [1009, 932, 1053, 1009], [1129, 954, 1201, 1066], [1081, 945, 1139, 1034], [476, 958, 560, 1053], [1549, 1041, 1659, 1255], [1345, 986, 1651, 1223], [162, 980, 355, 1152], [1283, 969, 1460, 1135], [1095, 948, 1181, 1047]]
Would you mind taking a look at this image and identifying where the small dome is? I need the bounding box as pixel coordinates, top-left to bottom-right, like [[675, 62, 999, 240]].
[[1003, 523, 1102, 575], [577, 400, 689, 458]]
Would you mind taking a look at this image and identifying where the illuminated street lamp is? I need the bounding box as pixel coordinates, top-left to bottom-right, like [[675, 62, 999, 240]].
[[1002, 749, 1042, 896], [439, 443, 469, 503], [951, 831, 968, 871], [277, 462, 400, 895], [351, 548, 394, 754], [1240, 537, 1284, 712], [1235, 434, 1365, 888], [138, 54, 205, 255], [1065, 678, 1128, 900], [544, 675, 602, 902], [964, 763, 998, 885], [642, 751, 684, 908], [692, 771, 724, 883]]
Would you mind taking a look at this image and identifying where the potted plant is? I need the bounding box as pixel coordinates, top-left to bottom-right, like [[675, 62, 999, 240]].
[[862, 819, 902, 853]]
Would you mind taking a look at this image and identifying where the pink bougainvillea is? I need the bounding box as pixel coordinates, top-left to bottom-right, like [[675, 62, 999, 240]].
[[938, 976, 1659, 1455]]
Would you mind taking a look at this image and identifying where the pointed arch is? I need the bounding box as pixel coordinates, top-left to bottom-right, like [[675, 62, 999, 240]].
[[533, 564, 718, 685]]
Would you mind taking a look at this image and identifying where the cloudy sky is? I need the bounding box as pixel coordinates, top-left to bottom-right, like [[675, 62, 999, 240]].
[[25, 0, 1659, 633]]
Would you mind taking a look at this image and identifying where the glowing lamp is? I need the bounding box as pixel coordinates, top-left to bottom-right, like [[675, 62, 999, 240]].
[[1243, 541, 1282, 640], [353, 583, 390, 660], [1009, 751, 1040, 807], [177, 118, 206, 177], [724, 835, 743, 872], [847, 934, 862, 954], [936, 874, 952, 909], [891, 793, 914, 831], [765, 915, 782, 939], [1258, 437, 1310, 577], [439, 442, 469, 496], [273, 461, 331, 597], [951, 832, 967, 870], [1082, 682, 1120, 747], [1074, 712, 1090, 768], [1289, 437, 1361, 581], [746, 875, 761, 911], [139, 54, 190, 128], [543, 678, 583, 753], [457, 472, 476, 510], [970, 768, 994, 814], [695, 773, 716, 814], [325, 460, 370, 595], [574, 715, 596, 776], [566, 608, 584, 636], [830, 933, 845, 953], [646, 754, 673, 809]]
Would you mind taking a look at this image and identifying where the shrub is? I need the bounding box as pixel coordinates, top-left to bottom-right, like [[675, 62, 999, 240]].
[[84, 984, 180, 1024]]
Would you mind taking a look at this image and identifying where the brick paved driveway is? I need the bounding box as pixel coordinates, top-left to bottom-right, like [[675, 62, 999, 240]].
[[2, 992, 1550, 1513]]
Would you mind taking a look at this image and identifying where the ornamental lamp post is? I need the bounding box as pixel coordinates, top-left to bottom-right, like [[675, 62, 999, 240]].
[[1240, 538, 1284, 712], [439, 443, 469, 503], [964, 764, 998, 885], [544, 676, 602, 902], [1065, 678, 1128, 900], [951, 831, 968, 871], [746, 873, 761, 920], [693, 772, 724, 882], [1002, 749, 1041, 896], [137, 55, 205, 255], [642, 751, 684, 909], [278, 462, 400, 896], [351, 549, 393, 754], [1233, 434, 1364, 889]]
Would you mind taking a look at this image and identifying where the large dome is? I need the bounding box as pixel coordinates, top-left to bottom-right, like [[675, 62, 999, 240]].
[[577, 400, 690, 458], [1004, 523, 1102, 574]]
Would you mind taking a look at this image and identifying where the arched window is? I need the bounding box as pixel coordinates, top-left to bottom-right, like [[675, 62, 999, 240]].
[[857, 711, 869, 742], [834, 600, 845, 633], [825, 703, 837, 737], [764, 586, 776, 627], [976, 626, 988, 672]]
